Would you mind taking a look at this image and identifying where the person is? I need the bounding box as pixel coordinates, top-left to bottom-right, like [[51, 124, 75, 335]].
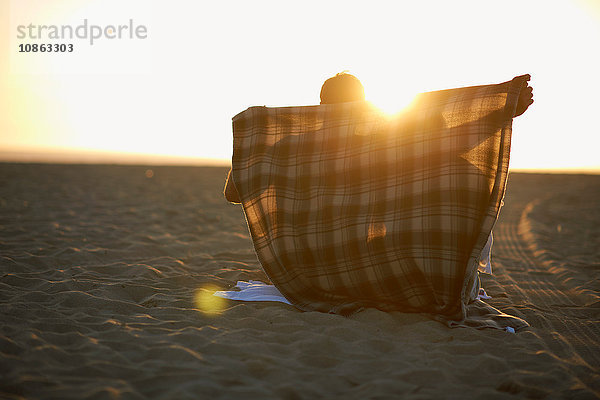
[[225, 72, 533, 203], [220, 73, 533, 329]]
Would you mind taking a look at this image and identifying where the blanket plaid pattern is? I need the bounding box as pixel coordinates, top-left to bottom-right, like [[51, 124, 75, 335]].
[[230, 75, 530, 330]]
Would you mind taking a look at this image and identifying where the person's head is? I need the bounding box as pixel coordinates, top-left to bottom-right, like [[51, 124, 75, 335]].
[[320, 72, 365, 104]]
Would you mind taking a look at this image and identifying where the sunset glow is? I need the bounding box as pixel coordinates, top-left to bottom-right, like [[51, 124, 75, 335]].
[[2, 0, 599, 172]]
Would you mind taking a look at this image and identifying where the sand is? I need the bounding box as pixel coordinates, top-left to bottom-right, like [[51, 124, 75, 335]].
[[0, 163, 598, 399]]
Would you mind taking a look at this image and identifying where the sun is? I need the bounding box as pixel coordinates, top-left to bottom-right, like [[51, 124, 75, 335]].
[[364, 82, 419, 116]]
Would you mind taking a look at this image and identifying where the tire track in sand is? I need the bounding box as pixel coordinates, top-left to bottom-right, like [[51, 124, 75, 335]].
[[489, 174, 600, 380]]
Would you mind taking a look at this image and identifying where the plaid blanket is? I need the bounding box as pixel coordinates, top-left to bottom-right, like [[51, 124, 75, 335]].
[[229, 75, 530, 330]]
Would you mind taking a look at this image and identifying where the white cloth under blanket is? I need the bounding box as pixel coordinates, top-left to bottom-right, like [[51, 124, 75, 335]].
[[213, 280, 291, 304]]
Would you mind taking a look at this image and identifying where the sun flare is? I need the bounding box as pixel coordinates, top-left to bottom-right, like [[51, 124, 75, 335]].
[[194, 286, 226, 316], [367, 91, 418, 116]]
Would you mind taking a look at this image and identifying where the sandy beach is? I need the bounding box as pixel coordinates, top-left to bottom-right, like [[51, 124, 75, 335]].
[[0, 163, 598, 399]]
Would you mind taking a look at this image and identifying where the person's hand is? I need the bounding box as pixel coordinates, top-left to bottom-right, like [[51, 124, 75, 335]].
[[514, 79, 534, 117]]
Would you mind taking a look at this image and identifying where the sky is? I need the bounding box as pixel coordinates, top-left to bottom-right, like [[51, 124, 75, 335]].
[[1, 0, 600, 171]]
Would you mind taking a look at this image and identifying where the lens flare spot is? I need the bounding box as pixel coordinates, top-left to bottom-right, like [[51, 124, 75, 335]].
[[145, 169, 154, 178], [194, 286, 226, 315]]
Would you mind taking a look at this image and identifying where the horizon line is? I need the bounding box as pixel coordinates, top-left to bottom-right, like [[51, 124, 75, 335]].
[[1, 148, 599, 174], [0, 147, 231, 167]]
